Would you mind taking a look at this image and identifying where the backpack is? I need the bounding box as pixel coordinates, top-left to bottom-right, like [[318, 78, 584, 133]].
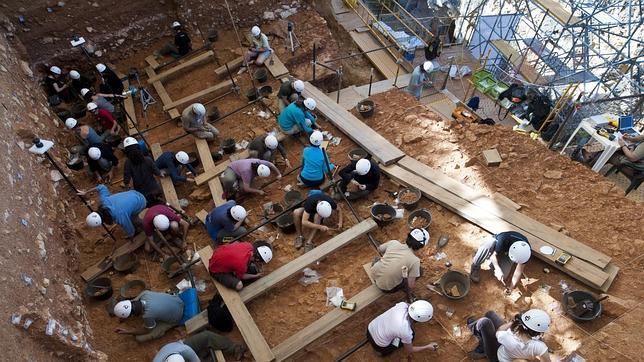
[[207, 294, 233, 332]]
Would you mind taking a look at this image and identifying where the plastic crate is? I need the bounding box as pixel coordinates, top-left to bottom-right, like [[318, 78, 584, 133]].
[[474, 75, 496, 93], [472, 69, 493, 83], [487, 81, 509, 99]]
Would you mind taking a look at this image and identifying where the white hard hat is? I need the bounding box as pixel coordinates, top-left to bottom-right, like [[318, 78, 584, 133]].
[[50, 66, 61, 75], [95, 63, 107, 73], [257, 164, 271, 178], [316, 200, 332, 218], [65, 117, 78, 129], [508, 241, 531, 264], [408, 300, 433, 322], [303, 97, 317, 111], [257, 245, 273, 263], [86, 212, 102, 227], [293, 80, 305, 93], [230, 205, 247, 222], [88, 147, 102, 160], [192, 103, 206, 117], [409, 228, 429, 246], [165, 354, 185, 362], [171, 21, 181, 28], [251, 26, 261, 37], [87, 102, 98, 112], [123, 137, 138, 148], [309, 130, 323, 146], [69, 70, 80, 80], [175, 151, 189, 164], [80, 88, 90, 97], [521, 309, 551, 333], [153, 214, 170, 231], [422, 61, 433, 72], [264, 135, 278, 150], [113, 300, 133, 319], [355, 158, 371, 175]]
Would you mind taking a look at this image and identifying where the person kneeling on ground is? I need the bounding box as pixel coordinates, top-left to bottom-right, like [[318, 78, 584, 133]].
[[123, 137, 164, 206], [367, 300, 438, 357], [87, 102, 121, 135], [81, 88, 121, 113], [143, 204, 190, 256], [153, 330, 246, 362], [44, 66, 72, 103], [65, 117, 104, 146], [371, 228, 428, 301], [182, 103, 219, 141], [239, 26, 271, 74], [278, 98, 319, 135], [298, 131, 334, 188], [87, 144, 118, 183], [248, 133, 291, 169], [470, 231, 531, 295], [277, 78, 305, 111], [205, 201, 248, 243], [68, 70, 93, 96], [113, 290, 184, 342], [467, 309, 553, 361], [155, 150, 198, 185], [220, 158, 281, 197], [293, 190, 342, 253], [208, 241, 273, 290], [81, 184, 146, 239], [338, 158, 380, 201], [156, 21, 192, 59]]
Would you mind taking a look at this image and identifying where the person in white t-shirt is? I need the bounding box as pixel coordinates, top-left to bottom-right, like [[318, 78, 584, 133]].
[[366, 300, 438, 357], [466, 309, 553, 361]]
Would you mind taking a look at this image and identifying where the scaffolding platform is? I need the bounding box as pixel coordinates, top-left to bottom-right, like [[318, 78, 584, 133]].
[[523, 38, 598, 84]]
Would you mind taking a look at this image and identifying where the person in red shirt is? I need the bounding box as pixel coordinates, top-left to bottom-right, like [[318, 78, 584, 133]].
[[87, 102, 120, 135], [142, 204, 189, 256], [208, 241, 273, 290]]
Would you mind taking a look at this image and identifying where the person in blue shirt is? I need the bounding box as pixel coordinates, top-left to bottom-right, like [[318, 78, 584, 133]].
[[155, 150, 198, 185], [278, 98, 319, 135], [205, 201, 248, 243], [298, 131, 334, 188], [80, 184, 147, 238], [407, 61, 434, 100]]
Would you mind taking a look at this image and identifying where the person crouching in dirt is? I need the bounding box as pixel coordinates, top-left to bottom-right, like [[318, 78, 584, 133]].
[[65, 117, 105, 146], [153, 331, 247, 362], [238, 26, 271, 74], [205, 202, 248, 244], [337, 158, 380, 201], [248, 133, 292, 169], [86, 144, 118, 183], [278, 97, 319, 136], [367, 300, 438, 358], [80, 184, 146, 239], [155, 21, 192, 59], [155, 150, 198, 185], [220, 158, 281, 198], [208, 241, 273, 291], [298, 131, 334, 188], [142, 204, 190, 257], [370, 228, 428, 301], [466, 309, 554, 361], [122, 137, 164, 206], [44, 66, 72, 103], [277, 78, 305, 111], [182, 103, 220, 142], [293, 190, 343, 253], [469, 231, 532, 295], [113, 290, 184, 342], [87, 101, 121, 136]]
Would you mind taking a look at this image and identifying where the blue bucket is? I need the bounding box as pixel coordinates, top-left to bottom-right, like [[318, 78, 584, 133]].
[[178, 288, 200, 325], [404, 49, 416, 61]]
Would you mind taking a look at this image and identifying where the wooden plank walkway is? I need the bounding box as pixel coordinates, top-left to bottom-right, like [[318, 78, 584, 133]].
[[144, 66, 181, 119], [214, 56, 244, 76], [195, 160, 230, 185], [150, 143, 182, 211], [533, 0, 582, 25], [163, 79, 233, 111], [194, 138, 226, 206], [382, 163, 612, 290], [302, 82, 405, 165], [145, 56, 161, 70], [80, 232, 146, 281], [349, 31, 406, 79], [490, 40, 539, 83], [265, 53, 289, 79], [198, 246, 275, 362], [147, 51, 214, 83]]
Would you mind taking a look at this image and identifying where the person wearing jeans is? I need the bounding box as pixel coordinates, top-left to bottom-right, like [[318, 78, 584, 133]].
[[467, 311, 505, 361]]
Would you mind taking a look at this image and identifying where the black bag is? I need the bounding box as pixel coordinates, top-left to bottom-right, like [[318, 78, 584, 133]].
[[207, 294, 233, 332]]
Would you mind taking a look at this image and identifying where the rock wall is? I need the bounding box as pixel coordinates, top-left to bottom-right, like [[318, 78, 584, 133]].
[[0, 16, 105, 361]]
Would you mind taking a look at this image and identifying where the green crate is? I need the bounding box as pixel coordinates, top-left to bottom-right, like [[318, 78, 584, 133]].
[[472, 69, 493, 83], [486, 81, 509, 99], [474, 75, 496, 93]]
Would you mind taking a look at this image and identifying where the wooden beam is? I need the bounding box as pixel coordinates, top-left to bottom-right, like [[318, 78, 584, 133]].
[[147, 51, 214, 83], [265, 53, 289, 79], [214, 56, 244, 76], [349, 31, 405, 79], [396, 156, 611, 269], [196, 210, 208, 224], [381, 164, 612, 289], [198, 246, 275, 362], [163, 79, 234, 111], [214, 350, 226, 362], [194, 138, 227, 206], [145, 55, 161, 70], [81, 232, 146, 281], [144, 66, 180, 119], [491, 192, 521, 211], [240, 219, 377, 302], [271, 285, 383, 361], [195, 160, 231, 185], [150, 143, 182, 211], [302, 82, 405, 165]]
